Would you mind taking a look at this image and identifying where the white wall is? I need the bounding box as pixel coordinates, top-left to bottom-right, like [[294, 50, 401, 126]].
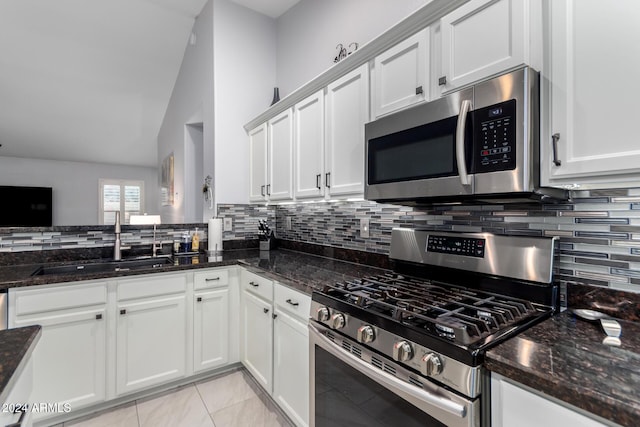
[[157, 0, 214, 224], [275, 0, 430, 96], [213, 0, 277, 206], [0, 156, 158, 226]]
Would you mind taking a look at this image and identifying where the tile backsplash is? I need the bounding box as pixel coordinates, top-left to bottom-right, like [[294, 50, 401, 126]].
[[271, 189, 640, 292], [3, 189, 640, 292]]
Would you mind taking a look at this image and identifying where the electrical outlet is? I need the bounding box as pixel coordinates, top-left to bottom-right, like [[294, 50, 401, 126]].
[[360, 218, 370, 238], [285, 216, 292, 231], [223, 217, 232, 231]]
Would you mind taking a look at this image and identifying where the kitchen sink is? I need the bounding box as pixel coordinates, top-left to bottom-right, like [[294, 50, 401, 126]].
[[31, 256, 174, 276]]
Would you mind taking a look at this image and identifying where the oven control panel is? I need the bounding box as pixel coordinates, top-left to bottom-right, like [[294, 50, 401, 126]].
[[427, 235, 485, 258]]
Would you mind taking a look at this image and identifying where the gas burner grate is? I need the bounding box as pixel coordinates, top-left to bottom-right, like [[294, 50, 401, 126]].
[[322, 274, 539, 345]]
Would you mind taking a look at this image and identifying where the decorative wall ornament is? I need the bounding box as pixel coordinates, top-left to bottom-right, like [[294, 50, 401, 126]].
[[161, 153, 174, 206], [333, 42, 359, 63]]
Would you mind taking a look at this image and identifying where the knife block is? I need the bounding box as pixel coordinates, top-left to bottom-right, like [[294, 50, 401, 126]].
[[259, 236, 275, 251]]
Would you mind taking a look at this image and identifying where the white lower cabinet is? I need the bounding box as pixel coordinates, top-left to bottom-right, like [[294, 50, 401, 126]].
[[0, 356, 34, 427], [115, 283, 187, 395], [491, 373, 607, 427], [9, 282, 107, 421], [7, 267, 238, 423], [194, 288, 229, 373], [240, 268, 310, 427]]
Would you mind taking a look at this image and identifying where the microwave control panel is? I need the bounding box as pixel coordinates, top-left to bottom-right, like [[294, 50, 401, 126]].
[[472, 99, 516, 173]]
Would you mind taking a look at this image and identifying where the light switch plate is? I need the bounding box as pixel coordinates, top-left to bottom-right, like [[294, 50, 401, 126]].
[[360, 219, 370, 238], [286, 216, 292, 230], [223, 217, 232, 231]]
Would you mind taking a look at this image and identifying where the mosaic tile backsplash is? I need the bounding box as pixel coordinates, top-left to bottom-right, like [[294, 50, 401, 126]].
[[3, 189, 640, 292]]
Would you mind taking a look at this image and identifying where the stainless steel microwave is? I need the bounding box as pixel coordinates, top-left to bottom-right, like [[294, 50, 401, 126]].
[[364, 67, 566, 204]]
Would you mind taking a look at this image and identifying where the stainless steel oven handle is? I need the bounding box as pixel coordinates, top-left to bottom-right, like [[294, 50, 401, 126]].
[[456, 99, 472, 186], [309, 324, 467, 419]]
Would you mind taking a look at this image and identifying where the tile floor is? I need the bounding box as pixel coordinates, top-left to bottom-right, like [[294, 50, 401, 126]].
[[55, 370, 294, 427]]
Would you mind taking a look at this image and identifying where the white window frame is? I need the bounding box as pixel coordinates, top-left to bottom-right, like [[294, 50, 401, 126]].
[[98, 179, 145, 225]]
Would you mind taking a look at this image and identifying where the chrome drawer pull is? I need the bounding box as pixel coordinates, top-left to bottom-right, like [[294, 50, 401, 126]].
[[205, 277, 220, 282], [286, 299, 299, 307], [249, 281, 259, 287]]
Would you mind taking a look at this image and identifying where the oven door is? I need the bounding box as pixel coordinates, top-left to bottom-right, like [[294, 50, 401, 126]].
[[309, 323, 479, 427], [364, 88, 474, 202]]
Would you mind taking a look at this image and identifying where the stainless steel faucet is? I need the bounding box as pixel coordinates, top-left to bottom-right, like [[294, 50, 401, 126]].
[[113, 211, 130, 261]]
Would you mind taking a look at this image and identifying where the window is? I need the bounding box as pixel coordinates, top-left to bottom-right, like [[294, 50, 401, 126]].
[[99, 179, 145, 225]]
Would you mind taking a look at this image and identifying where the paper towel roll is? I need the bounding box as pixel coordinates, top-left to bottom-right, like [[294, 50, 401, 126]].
[[208, 217, 223, 253]]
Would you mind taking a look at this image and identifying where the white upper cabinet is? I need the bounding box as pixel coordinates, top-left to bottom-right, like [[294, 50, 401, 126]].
[[439, 0, 527, 93], [372, 28, 430, 118], [325, 64, 370, 197], [268, 109, 294, 201], [542, 0, 640, 189], [249, 124, 268, 202], [294, 90, 325, 199]]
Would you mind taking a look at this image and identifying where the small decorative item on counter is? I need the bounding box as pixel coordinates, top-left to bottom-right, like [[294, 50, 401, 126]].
[[180, 231, 191, 253], [191, 227, 199, 251], [173, 240, 180, 253]]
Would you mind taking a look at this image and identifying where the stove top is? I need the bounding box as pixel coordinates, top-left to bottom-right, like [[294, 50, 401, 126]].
[[318, 272, 540, 346]]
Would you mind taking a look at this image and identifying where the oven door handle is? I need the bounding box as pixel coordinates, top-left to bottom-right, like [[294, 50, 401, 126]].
[[456, 99, 472, 186], [309, 324, 467, 419]]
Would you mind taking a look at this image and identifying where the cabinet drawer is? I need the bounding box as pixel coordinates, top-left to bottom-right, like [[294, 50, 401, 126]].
[[194, 269, 229, 290], [274, 284, 310, 321], [12, 282, 107, 317], [242, 270, 273, 301], [117, 273, 186, 301]]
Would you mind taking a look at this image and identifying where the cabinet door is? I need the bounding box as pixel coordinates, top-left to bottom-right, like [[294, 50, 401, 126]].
[[326, 64, 370, 197], [14, 307, 106, 420], [241, 290, 273, 393], [116, 294, 187, 396], [440, 0, 526, 93], [294, 90, 325, 199], [373, 28, 429, 118], [491, 375, 606, 427], [542, 0, 640, 189], [249, 123, 268, 202], [194, 288, 229, 373], [268, 108, 294, 201], [273, 310, 309, 427]]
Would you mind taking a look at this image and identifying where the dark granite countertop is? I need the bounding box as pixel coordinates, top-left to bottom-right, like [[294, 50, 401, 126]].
[[486, 311, 640, 426], [0, 325, 41, 404], [0, 248, 388, 296]]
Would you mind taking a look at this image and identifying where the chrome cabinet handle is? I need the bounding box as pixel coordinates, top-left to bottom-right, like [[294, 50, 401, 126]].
[[272, 313, 278, 319], [261, 185, 265, 196], [197, 297, 202, 302], [316, 174, 321, 189], [266, 184, 271, 195], [456, 99, 472, 186], [120, 309, 126, 315], [438, 76, 447, 86], [96, 314, 102, 320], [249, 281, 259, 287], [205, 277, 220, 282], [325, 172, 331, 188], [416, 86, 423, 95], [263, 308, 269, 314], [552, 133, 562, 166], [286, 299, 299, 307]]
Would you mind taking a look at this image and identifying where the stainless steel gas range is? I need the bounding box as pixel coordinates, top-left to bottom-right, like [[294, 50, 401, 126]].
[[309, 228, 559, 427]]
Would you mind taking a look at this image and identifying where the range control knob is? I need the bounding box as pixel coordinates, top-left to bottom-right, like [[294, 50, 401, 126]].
[[421, 353, 444, 376], [331, 313, 346, 330], [316, 306, 330, 322], [356, 325, 375, 344], [392, 341, 413, 362]]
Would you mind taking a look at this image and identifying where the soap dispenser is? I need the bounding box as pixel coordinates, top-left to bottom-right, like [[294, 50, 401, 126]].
[[191, 227, 200, 252]]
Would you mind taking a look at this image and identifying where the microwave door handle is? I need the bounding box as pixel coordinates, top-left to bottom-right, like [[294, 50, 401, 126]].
[[456, 100, 472, 186]]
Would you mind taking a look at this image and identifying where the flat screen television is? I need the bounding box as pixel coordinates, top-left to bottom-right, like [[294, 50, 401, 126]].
[[0, 186, 53, 227]]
